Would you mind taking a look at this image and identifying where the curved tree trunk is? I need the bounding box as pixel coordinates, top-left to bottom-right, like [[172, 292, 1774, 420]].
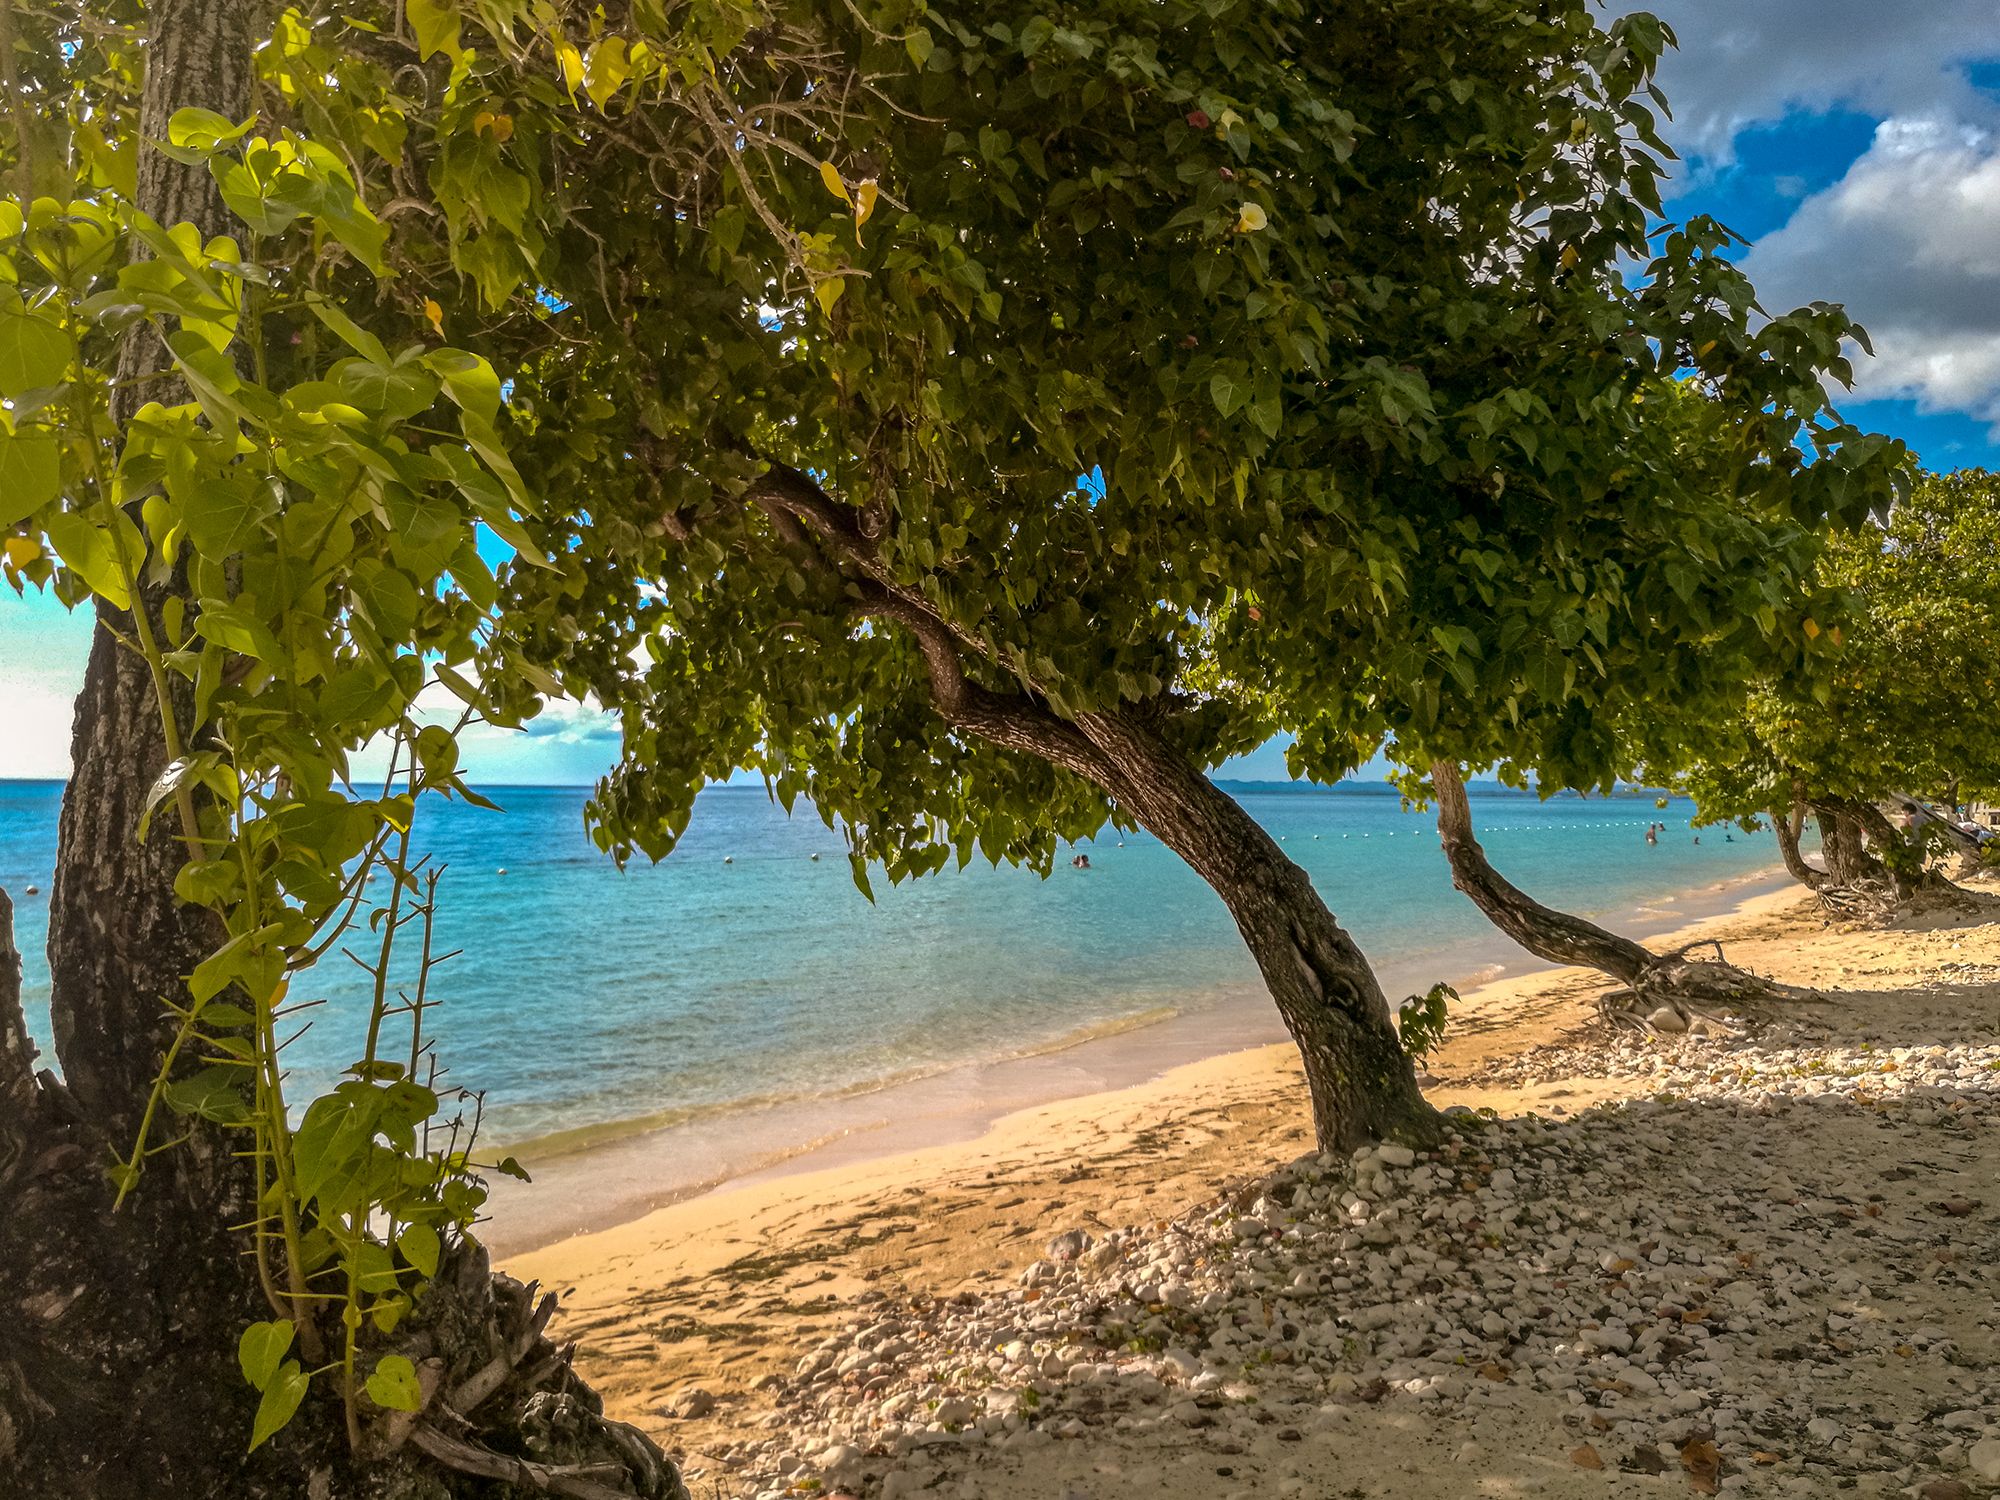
[[746, 462, 1441, 1156], [3, 5, 677, 1495], [1430, 762, 1654, 985], [1427, 763, 1783, 1025], [1770, 803, 1828, 891], [1072, 717, 1439, 1153]]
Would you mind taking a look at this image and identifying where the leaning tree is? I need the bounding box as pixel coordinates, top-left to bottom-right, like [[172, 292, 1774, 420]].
[[1376, 381, 1903, 1018], [459, 0, 1897, 1151], [1675, 466, 2000, 903]]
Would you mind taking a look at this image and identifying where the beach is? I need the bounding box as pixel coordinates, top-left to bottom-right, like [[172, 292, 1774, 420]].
[[496, 875, 2000, 1497]]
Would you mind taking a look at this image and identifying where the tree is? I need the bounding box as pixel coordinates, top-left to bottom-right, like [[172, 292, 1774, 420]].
[[475, 2, 1896, 1150], [1376, 382, 1901, 1015], [0, 0, 678, 1493], [1676, 468, 2000, 901]]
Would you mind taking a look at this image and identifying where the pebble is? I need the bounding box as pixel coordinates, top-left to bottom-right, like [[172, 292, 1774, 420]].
[[1971, 1436, 2000, 1480], [706, 1011, 2000, 1498]]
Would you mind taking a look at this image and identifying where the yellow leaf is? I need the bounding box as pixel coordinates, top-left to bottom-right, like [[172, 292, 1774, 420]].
[[1828, 624, 1843, 646], [555, 42, 584, 97], [1235, 202, 1268, 233], [4, 535, 39, 568], [813, 276, 846, 317], [424, 299, 444, 335], [853, 178, 879, 239], [819, 160, 850, 205], [584, 37, 631, 111], [1803, 616, 1821, 639], [1559, 244, 1579, 269]]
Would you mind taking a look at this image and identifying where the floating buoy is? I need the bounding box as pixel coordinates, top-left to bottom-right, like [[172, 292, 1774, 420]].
[[810, 853, 821, 861], [1313, 834, 1321, 840], [723, 856, 733, 864], [496, 867, 507, 875], [23, 885, 38, 896]]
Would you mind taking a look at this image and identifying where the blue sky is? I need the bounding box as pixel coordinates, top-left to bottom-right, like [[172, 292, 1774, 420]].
[[6, 2, 2000, 783]]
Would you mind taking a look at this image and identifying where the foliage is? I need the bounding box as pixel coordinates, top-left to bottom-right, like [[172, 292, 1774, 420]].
[[0, 131, 538, 1447], [0, 0, 1921, 1452], [1396, 983, 1454, 1064], [1673, 469, 2000, 825], [1379, 378, 1903, 805], [453, 0, 1900, 892]]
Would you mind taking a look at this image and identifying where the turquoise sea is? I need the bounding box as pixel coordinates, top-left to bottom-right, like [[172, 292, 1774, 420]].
[[0, 780, 1785, 1152]]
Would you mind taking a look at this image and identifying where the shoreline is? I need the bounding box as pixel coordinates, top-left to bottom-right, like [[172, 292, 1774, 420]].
[[494, 865, 2000, 1496], [482, 861, 1793, 1257]]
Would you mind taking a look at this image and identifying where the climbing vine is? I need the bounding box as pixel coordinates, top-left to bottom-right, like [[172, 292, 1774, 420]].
[[0, 125, 544, 1447]]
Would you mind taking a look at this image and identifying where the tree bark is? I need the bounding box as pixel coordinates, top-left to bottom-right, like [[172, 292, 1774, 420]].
[[1770, 803, 1828, 892], [1430, 761, 1655, 985], [4, 5, 278, 1492], [1426, 763, 1785, 1024], [1069, 716, 1439, 1153], [1813, 803, 1885, 887]]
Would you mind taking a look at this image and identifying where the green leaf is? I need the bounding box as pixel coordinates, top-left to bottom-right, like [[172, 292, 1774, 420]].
[[433, 662, 497, 717], [165, 1064, 253, 1125], [1209, 370, 1248, 418], [407, 0, 461, 60], [426, 348, 502, 423], [0, 313, 70, 395], [396, 1221, 441, 1277], [0, 429, 61, 526], [249, 1360, 308, 1451], [166, 108, 256, 156], [42, 509, 139, 612], [237, 1320, 295, 1393], [364, 1354, 423, 1412], [584, 37, 632, 111]]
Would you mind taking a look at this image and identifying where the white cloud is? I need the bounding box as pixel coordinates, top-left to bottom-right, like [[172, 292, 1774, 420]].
[[1638, 0, 2000, 162], [1741, 117, 2000, 431]]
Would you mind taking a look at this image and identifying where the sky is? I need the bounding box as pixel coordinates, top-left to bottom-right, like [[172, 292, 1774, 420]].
[[5, 3, 2000, 785]]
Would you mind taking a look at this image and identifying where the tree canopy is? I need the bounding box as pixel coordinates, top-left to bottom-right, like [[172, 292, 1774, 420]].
[[1672, 467, 2000, 875], [0, 0, 1923, 1481]]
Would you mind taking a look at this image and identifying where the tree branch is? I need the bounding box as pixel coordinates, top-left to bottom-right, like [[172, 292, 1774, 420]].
[[740, 462, 1121, 787]]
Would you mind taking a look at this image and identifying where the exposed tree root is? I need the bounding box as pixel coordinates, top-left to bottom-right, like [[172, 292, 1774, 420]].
[[1592, 940, 1805, 1038]]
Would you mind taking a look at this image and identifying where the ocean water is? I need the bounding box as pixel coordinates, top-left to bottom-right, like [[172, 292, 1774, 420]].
[[0, 780, 1783, 1149]]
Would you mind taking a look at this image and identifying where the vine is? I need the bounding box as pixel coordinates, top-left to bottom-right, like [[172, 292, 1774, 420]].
[[0, 119, 538, 1449]]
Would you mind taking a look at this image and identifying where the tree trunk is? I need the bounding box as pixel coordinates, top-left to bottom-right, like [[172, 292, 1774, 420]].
[[1813, 803, 1885, 887], [5, 5, 678, 1495], [1769, 804, 1828, 892], [1425, 764, 1785, 1026], [1430, 762, 1655, 985], [4, 4, 284, 1491], [1069, 715, 1439, 1153]]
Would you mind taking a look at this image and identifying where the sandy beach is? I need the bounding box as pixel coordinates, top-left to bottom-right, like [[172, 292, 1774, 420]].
[[484, 867, 1797, 1254], [496, 874, 2000, 1496]]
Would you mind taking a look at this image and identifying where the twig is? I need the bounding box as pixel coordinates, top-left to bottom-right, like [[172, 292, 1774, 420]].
[[408, 1422, 637, 1500]]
